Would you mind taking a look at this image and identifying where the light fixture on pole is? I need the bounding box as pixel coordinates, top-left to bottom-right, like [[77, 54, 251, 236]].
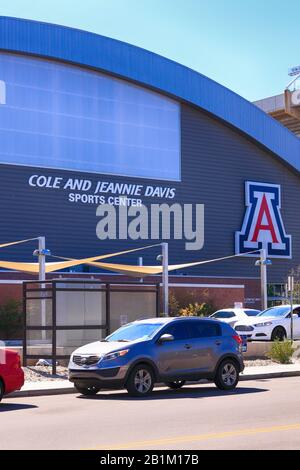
[[33, 237, 51, 282]]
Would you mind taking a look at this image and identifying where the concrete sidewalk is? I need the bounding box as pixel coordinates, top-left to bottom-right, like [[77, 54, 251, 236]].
[[7, 363, 300, 398]]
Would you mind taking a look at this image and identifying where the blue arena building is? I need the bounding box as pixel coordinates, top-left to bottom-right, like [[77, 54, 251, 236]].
[[0, 16, 299, 309]]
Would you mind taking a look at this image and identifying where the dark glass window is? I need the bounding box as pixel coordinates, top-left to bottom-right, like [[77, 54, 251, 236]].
[[188, 322, 222, 339], [211, 311, 235, 319], [163, 323, 190, 341], [244, 310, 260, 317]]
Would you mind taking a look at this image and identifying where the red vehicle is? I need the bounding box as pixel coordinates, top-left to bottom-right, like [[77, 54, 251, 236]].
[[0, 349, 24, 401]]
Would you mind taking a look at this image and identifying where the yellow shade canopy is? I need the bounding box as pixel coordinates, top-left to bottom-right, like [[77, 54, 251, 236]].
[[0, 238, 256, 276]]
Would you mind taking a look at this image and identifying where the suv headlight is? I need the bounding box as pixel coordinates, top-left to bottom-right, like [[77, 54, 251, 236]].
[[102, 349, 130, 361], [254, 321, 273, 327]]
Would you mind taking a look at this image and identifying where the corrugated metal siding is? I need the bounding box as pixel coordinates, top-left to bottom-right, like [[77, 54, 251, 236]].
[[181, 104, 300, 281], [0, 16, 299, 173], [0, 103, 299, 283]]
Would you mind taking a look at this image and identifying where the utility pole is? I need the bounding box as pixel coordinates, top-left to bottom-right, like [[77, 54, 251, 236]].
[[260, 248, 268, 311], [38, 237, 46, 341], [288, 275, 294, 341], [161, 243, 169, 317], [138, 256, 143, 283], [38, 236, 46, 283]]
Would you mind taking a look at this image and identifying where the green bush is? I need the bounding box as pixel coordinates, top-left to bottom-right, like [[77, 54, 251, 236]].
[[178, 302, 215, 317], [268, 340, 296, 364], [0, 299, 23, 339]]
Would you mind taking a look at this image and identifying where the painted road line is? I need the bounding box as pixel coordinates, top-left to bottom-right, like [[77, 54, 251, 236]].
[[86, 422, 300, 450]]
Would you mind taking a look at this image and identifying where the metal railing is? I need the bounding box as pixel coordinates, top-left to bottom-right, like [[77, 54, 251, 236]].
[[23, 279, 160, 374]]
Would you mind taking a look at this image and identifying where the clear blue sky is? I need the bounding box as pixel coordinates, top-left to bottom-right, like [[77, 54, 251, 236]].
[[1, 0, 299, 101]]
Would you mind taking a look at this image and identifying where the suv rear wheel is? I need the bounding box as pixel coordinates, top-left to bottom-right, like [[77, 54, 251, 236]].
[[74, 383, 101, 396], [214, 359, 239, 391], [126, 365, 154, 397]]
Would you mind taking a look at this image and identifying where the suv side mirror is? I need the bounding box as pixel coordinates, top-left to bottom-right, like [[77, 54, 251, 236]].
[[158, 334, 174, 344], [293, 313, 299, 319]]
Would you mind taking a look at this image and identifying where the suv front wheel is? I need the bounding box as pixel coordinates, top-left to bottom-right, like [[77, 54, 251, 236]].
[[214, 359, 239, 391], [126, 365, 155, 397]]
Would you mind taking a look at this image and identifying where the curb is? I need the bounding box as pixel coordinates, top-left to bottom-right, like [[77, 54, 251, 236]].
[[240, 370, 300, 381], [8, 386, 76, 398], [7, 370, 300, 398]]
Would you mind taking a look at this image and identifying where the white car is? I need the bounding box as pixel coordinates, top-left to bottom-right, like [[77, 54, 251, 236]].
[[210, 308, 261, 327], [234, 305, 300, 341]]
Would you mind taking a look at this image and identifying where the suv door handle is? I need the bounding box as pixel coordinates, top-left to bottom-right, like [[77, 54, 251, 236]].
[[215, 340, 222, 346], [184, 344, 192, 349]]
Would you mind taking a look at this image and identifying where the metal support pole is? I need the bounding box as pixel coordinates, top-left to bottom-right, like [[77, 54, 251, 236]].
[[290, 290, 294, 341], [38, 237, 46, 341], [38, 236, 46, 282], [162, 243, 169, 316], [260, 248, 268, 311], [288, 276, 294, 341], [23, 282, 27, 367], [52, 281, 57, 375], [106, 283, 111, 337], [138, 257, 143, 283]]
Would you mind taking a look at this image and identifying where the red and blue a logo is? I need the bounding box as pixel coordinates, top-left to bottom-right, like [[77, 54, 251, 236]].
[[235, 182, 292, 258]]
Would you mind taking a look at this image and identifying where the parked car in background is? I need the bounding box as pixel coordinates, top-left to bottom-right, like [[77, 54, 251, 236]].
[[0, 349, 24, 401], [210, 308, 261, 327], [69, 317, 244, 397], [234, 305, 300, 341]]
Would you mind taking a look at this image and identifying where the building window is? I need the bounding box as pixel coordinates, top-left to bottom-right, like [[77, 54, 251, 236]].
[[0, 53, 181, 181]]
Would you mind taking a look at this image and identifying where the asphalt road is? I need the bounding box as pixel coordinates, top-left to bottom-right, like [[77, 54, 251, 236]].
[[1, 377, 300, 450]]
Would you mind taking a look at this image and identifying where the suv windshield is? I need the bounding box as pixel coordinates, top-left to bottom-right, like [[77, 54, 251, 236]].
[[105, 323, 163, 342], [258, 306, 290, 318]]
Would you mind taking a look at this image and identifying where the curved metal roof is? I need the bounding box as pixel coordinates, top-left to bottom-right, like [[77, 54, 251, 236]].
[[0, 16, 299, 174]]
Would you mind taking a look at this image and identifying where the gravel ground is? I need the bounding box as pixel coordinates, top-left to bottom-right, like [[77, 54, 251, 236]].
[[244, 359, 275, 367], [24, 366, 68, 382]]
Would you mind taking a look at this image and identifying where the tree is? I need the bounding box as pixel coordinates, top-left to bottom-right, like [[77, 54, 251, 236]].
[[0, 299, 23, 339]]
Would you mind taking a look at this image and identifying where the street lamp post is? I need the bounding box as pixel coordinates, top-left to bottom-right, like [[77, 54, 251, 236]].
[[157, 243, 169, 317], [260, 248, 268, 311], [38, 236, 46, 283], [255, 249, 271, 311], [288, 275, 294, 341], [161, 243, 169, 317], [33, 237, 51, 341]]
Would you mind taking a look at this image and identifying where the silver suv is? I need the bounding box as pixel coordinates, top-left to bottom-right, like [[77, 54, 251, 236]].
[[68, 317, 244, 397]]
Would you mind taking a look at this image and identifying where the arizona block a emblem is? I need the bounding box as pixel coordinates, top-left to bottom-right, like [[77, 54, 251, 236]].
[[235, 182, 292, 258]]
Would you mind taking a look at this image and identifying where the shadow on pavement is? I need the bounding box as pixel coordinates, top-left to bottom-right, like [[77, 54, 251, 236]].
[[0, 403, 38, 412], [77, 385, 269, 401]]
